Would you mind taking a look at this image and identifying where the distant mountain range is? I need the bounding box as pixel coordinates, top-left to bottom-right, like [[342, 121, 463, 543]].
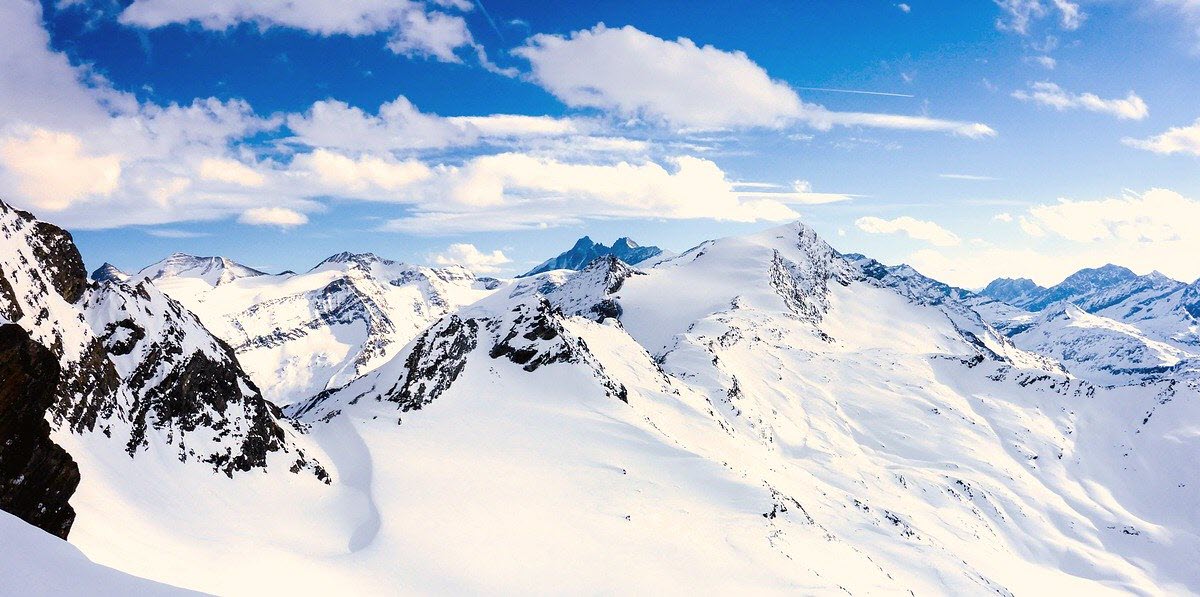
[[3, 201, 1199, 594], [520, 236, 668, 277]]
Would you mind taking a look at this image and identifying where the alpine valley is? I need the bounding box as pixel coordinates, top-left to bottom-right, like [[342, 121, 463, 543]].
[[2, 200, 1198, 595]]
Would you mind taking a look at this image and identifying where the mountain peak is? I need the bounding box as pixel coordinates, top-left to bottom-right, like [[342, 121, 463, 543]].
[[310, 252, 393, 272], [90, 263, 129, 284], [137, 253, 265, 286], [979, 277, 1046, 307], [612, 237, 638, 250], [521, 236, 666, 277]]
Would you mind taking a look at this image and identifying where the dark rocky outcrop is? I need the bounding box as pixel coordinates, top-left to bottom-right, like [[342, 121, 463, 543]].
[[0, 324, 80, 539], [29, 220, 88, 304]]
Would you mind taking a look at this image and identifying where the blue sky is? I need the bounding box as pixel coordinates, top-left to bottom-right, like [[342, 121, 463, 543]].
[[4, 0, 1200, 286]]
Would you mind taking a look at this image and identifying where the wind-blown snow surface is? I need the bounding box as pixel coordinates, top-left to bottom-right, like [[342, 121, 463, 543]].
[[69, 222, 1199, 594], [0, 511, 194, 595], [136, 252, 497, 405]]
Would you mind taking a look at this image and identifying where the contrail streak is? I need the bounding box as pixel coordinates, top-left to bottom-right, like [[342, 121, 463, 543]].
[[796, 87, 915, 98], [473, 0, 504, 43]]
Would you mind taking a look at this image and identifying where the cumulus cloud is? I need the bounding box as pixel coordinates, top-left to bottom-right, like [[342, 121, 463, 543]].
[[429, 243, 511, 273], [855, 216, 962, 246], [514, 24, 804, 130], [1012, 82, 1148, 120], [238, 207, 308, 228], [1021, 188, 1199, 243], [994, 0, 1084, 34], [1123, 119, 1200, 156], [514, 24, 994, 136], [0, 128, 121, 210], [0, 2, 874, 235], [117, 0, 482, 64]]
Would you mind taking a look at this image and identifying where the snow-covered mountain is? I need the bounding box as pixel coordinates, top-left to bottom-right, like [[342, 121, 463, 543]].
[[136, 253, 268, 287], [1004, 302, 1194, 385], [89, 262, 128, 284], [520, 235, 667, 277], [980, 265, 1200, 380], [0, 200, 325, 537], [981, 265, 1190, 320], [980, 277, 1045, 307], [4, 206, 1199, 594], [135, 250, 499, 405]]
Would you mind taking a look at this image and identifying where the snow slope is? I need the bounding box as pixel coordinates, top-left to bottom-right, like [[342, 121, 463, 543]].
[[0, 510, 195, 596]]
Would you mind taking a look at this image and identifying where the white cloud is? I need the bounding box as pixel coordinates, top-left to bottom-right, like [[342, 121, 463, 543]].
[[446, 114, 581, 137], [514, 24, 804, 130], [805, 110, 997, 138], [285, 95, 584, 152], [287, 96, 468, 151], [993, 212, 1014, 222], [1030, 55, 1057, 69], [0, 1, 980, 237], [118, 0, 481, 63], [383, 7, 474, 62], [514, 24, 994, 136], [382, 153, 802, 233], [897, 4, 912, 13], [429, 243, 511, 273], [1012, 82, 1148, 120], [292, 149, 433, 193], [1019, 216, 1046, 237], [1023, 188, 1199, 243], [1123, 119, 1200, 156], [939, 173, 999, 181], [198, 157, 265, 187], [0, 1, 293, 229], [238, 207, 308, 228], [995, 0, 1084, 34], [733, 179, 857, 205], [0, 128, 121, 210], [1052, 0, 1085, 29], [855, 216, 962, 246]]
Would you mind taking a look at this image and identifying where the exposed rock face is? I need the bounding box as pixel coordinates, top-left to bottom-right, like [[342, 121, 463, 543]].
[[537, 255, 645, 322], [29, 221, 88, 304], [0, 200, 323, 480], [0, 324, 80, 539]]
